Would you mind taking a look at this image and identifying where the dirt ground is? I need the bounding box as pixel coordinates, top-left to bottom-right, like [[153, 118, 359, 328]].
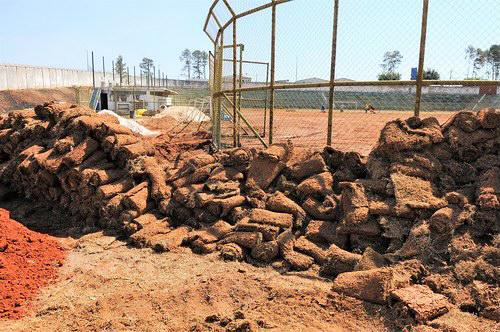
[[1, 99, 494, 331], [228, 109, 455, 155], [0, 198, 395, 332], [0, 88, 79, 114]]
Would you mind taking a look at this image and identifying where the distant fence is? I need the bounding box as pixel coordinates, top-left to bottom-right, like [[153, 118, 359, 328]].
[[0, 64, 209, 91], [239, 87, 500, 111]]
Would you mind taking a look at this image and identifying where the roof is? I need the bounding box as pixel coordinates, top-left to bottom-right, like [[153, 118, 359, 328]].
[[149, 89, 179, 96], [294, 77, 354, 84], [295, 77, 329, 84]]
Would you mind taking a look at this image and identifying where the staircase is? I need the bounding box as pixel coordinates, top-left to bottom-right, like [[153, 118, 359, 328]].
[[89, 87, 101, 110]]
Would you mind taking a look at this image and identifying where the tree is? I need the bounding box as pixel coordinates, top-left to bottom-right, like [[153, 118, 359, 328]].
[[423, 69, 440, 80], [381, 50, 403, 73], [200, 51, 208, 79], [473, 49, 488, 78], [378, 50, 403, 80], [466, 47, 489, 78], [465, 45, 477, 79], [487, 44, 500, 80], [115, 55, 126, 85], [140, 58, 154, 85], [192, 50, 203, 79], [179, 49, 193, 79]]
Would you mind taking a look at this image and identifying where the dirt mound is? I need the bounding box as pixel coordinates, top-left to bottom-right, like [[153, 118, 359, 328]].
[[0, 208, 66, 320], [0, 88, 79, 114], [1, 103, 498, 330]]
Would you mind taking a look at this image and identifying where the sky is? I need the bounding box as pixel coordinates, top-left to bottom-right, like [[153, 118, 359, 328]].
[[0, 0, 212, 78], [1, 0, 499, 81]]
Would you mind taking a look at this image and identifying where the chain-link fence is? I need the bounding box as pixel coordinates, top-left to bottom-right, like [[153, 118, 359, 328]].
[[204, 0, 500, 153]]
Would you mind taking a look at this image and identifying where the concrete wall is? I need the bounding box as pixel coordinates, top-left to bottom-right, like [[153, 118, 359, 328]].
[[0, 64, 209, 91], [231, 80, 490, 95], [287, 85, 482, 95], [2, 63, 496, 96], [0, 64, 113, 90]]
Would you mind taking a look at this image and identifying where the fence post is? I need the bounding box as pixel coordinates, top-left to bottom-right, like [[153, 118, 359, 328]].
[[232, 20, 238, 147], [212, 32, 224, 150], [415, 0, 429, 117], [269, 0, 277, 146], [263, 62, 269, 138], [238, 45, 243, 146], [327, 0, 340, 147]]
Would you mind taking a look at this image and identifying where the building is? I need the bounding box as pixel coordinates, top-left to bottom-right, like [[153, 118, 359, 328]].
[[98, 86, 178, 116], [222, 75, 252, 84]]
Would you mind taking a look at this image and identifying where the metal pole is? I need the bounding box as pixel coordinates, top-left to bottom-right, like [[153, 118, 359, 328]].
[[211, 44, 216, 146], [415, 0, 429, 117], [102, 56, 106, 79], [327, 0, 340, 146], [134, 66, 136, 87], [269, 0, 277, 145], [153, 66, 156, 87], [232, 21, 238, 147], [112, 61, 115, 82], [264, 62, 269, 137], [216, 32, 224, 149], [91, 51, 95, 88], [132, 73, 135, 112], [127, 67, 130, 85], [238, 46, 243, 146]]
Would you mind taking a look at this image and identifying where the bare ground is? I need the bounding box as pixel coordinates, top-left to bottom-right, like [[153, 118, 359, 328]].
[[0, 199, 395, 332], [227, 109, 455, 154], [0, 88, 81, 113]]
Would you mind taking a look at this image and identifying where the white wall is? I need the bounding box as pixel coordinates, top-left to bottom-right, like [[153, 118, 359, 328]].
[[0, 64, 209, 91], [0, 64, 115, 90]]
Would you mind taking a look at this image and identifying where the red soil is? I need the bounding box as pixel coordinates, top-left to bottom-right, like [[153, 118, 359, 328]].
[[0, 208, 66, 320]]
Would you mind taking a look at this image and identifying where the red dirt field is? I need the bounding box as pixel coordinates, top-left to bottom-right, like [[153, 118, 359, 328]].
[[0, 209, 66, 320], [0, 88, 79, 114], [223, 109, 455, 155]]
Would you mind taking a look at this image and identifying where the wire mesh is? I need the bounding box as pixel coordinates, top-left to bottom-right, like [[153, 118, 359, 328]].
[[204, 0, 500, 153]]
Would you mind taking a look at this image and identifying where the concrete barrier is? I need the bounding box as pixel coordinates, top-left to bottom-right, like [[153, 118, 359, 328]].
[[0, 64, 210, 91]]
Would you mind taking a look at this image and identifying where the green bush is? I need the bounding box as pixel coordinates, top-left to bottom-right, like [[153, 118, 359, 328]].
[[378, 72, 401, 80]]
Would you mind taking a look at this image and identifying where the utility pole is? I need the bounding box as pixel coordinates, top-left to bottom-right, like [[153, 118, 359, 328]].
[[91, 51, 95, 88], [102, 56, 106, 80]]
